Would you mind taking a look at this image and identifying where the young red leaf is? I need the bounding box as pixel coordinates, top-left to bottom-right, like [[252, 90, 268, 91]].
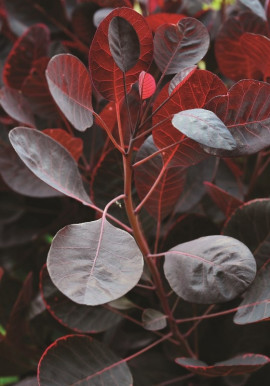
[[3, 24, 50, 90], [46, 54, 93, 132], [134, 136, 185, 220], [175, 354, 270, 377], [108, 16, 140, 72], [234, 260, 270, 325], [204, 181, 243, 217], [153, 18, 209, 75], [42, 129, 83, 162], [164, 235, 256, 304], [223, 199, 270, 269], [47, 218, 144, 306], [139, 71, 156, 100], [171, 108, 236, 150], [205, 80, 270, 156], [142, 308, 167, 331], [8, 127, 92, 205], [38, 335, 133, 385], [215, 12, 268, 81], [89, 7, 153, 102], [40, 265, 121, 333]]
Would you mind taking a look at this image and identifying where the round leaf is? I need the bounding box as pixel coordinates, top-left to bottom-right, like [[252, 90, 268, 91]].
[[142, 308, 167, 331], [38, 335, 133, 385], [164, 235, 256, 304], [47, 219, 144, 306]]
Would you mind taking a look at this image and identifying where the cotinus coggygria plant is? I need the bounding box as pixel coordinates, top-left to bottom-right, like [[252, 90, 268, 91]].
[[2, 1, 270, 385]]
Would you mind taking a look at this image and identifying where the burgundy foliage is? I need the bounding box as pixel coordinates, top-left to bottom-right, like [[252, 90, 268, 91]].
[[2, 1, 270, 386]]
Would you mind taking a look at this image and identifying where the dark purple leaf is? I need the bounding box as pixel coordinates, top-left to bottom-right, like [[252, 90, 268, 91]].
[[38, 335, 133, 385], [9, 127, 92, 205], [108, 16, 140, 72], [153, 18, 209, 75], [142, 308, 167, 331], [205, 80, 270, 156], [3, 24, 50, 90], [171, 108, 236, 150], [46, 54, 94, 132], [40, 265, 122, 333], [93, 8, 114, 28], [47, 218, 144, 306], [204, 182, 243, 217], [175, 354, 270, 377], [164, 235, 256, 304], [168, 65, 197, 95], [0, 87, 35, 126], [0, 146, 61, 198], [234, 260, 270, 325], [15, 377, 38, 386], [239, 0, 267, 21], [223, 199, 270, 269]]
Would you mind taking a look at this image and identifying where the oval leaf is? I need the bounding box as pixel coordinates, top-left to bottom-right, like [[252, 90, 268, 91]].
[[234, 260, 270, 325], [175, 354, 270, 377], [164, 235, 256, 304], [46, 54, 93, 132], [142, 308, 167, 331], [40, 265, 122, 333], [172, 108, 236, 150], [8, 127, 92, 205], [223, 199, 270, 269], [47, 219, 144, 306], [38, 335, 133, 385], [154, 18, 209, 75], [139, 71, 156, 100], [108, 16, 140, 72]]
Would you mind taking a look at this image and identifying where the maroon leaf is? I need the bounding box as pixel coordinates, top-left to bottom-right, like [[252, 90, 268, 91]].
[[168, 66, 197, 95], [40, 265, 121, 333], [215, 12, 268, 81], [164, 235, 256, 304], [205, 80, 270, 156], [38, 335, 133, 385], [139, 71, 156, 100], [146, 13, 186, 33], [47, 218, 144, 305], [172, 108, 236, 150], [240, 33, 270, 81], [108, 16, 140, 72], [3, 24, 50, 90], [134, 136, 185, 220], [142, 308, 167, 331], [0, 87, 35, 127], [223, 199, 270, 269], [175, 354, 270, 377], [0, 146, 61, 198], [204, 182, 243, 217], [89, 7, 153, 102], [9, 127, 92, 205], [42, 129, 83, 162], [46, 54, 94, 132], [153, 18, 209, 75], [22, 57, 57, 118], [72, 2, 98, 45], [234, 260, 270, 325]]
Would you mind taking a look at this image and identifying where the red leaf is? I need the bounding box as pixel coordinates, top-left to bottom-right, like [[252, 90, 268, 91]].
[[175, 354, 270, 377], [46, 54, 94, 132], [3, 24, 50, 90], [146, 13, 186, 33], [42, 129, 83, 162], [89, 7, 153, 102], [139, 71, 156, 100], [205, 80, 270, 156], [215, 12, 268, 81], [134, 136, 185, 220], [204, 181, 243, 217]]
